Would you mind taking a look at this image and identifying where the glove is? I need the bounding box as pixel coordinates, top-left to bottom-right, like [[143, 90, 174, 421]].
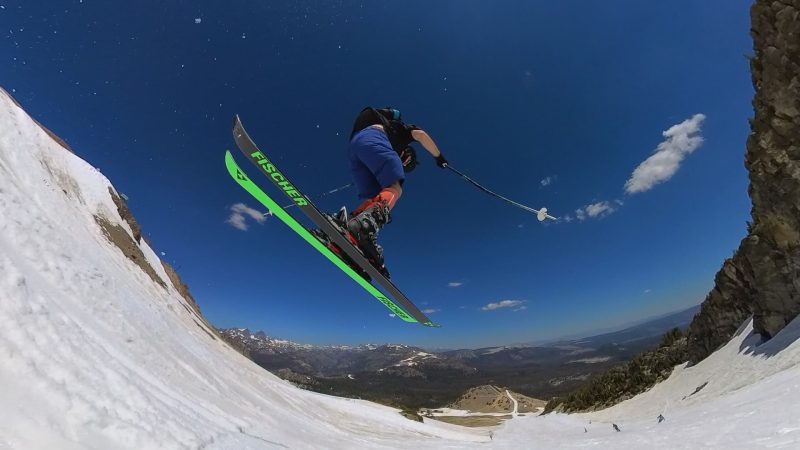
[[400, 146, 418, 173], [435, 153, 448, 169]]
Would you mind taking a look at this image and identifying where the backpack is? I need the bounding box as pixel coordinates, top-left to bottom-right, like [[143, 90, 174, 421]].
[[351, 107, 418, 172]]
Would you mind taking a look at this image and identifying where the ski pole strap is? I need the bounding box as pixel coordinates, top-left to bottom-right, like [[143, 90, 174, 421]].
[[445, 164, 556, 221]]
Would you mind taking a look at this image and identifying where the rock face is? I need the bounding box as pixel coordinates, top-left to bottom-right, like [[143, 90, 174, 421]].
[[686, 257, 756, 362], [687, 0, 800, 362], [745, 0, 800, 338]]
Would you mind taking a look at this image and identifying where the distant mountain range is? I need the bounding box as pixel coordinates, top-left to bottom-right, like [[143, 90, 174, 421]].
[[222, 328, 474, 378], [220, 305, 700, 410], [547, 304, 702, 348]]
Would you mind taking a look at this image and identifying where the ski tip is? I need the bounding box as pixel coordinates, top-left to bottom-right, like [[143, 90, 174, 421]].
[[224, 149, 236, 164]]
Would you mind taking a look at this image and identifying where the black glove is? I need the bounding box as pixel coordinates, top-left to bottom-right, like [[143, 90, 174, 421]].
[[400, 146, 418, 173], [435, 153, 448, 169]]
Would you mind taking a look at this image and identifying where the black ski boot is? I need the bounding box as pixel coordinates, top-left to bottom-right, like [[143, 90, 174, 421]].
[[310, 226, 371, 282], [347, 201, 391, 277]]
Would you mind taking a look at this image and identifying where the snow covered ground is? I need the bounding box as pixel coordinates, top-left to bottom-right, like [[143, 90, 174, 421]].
[[1, 88, 800, 449]]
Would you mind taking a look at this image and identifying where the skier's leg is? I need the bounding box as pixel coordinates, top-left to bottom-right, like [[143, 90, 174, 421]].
[[349, 138, 404, 233], [349, 155, 382, 204], [352, 182, 402, 215], [347, 128, 405, 270], [379, 181, 402, 209], [349, 128, 404, 201], [346, 182, 402, 271], [352, 198, 372, 216], [349, 129, 404, 218]]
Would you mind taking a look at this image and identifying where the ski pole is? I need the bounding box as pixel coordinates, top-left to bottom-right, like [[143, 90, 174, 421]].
[[264, 182, 354, 215], [444, 164, 557, 221]]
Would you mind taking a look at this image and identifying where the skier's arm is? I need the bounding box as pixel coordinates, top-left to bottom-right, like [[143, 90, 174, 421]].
[[411, 129, 441, 157], [411, 129, 448, 168]]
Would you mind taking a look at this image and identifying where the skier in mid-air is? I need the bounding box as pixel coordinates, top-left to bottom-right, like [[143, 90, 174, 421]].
[[346, 107, 447, 270]]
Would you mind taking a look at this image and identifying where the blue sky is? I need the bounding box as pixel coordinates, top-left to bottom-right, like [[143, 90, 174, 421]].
[[3, 1, 753, 348]]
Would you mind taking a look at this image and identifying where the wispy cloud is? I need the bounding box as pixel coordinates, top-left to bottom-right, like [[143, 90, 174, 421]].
[[227, 203, 267, 231], [482, 300, 525, 311], [625, 114, 706, 194], [422, 308, 440, 314], [513, 306, 528, 312], [575, 200, 618, 221], [448, 282, 463, 288], [540, 176, 556, 187]]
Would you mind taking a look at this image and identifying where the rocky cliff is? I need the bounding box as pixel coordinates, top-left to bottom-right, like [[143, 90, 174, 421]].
[[687, 0, 800, 362]]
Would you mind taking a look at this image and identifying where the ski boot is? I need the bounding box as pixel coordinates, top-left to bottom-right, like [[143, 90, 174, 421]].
[[347, 200, 391, 278], [312, 207, 372, 281]]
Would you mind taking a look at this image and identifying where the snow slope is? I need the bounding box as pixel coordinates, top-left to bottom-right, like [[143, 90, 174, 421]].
[[501, 317, 800, 449], [1, 88, 799, 449]]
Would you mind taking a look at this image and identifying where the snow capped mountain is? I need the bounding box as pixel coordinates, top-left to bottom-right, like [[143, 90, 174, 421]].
[[222, 328, 418, 354], [393, 351, 438, 367], [220, 328, 461, 377], [223, 328, 318, 351]]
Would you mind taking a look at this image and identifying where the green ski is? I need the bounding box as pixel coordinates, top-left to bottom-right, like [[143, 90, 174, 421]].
[[225, 150, 435, 326]]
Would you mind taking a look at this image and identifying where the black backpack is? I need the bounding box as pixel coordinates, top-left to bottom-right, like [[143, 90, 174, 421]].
[[351, 107, 418, 172]]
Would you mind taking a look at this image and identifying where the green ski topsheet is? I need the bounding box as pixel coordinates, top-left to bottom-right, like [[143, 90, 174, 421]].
[[225, 150, 431, 325]]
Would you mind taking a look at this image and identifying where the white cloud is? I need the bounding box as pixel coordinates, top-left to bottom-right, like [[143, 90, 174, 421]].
[[422, 308, 440, 314], [563, 215, 574, 223], [227, 203, 267, 231], [625, 114, 706, 194], [540, 176, 555, 187], [482, 300, 524, 311], [585, 201, 614, 217], [513, 306, 528, 312], [575, 201, 617, 221], [389, 313, 396, 318], [448, 282, 463, 288]]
